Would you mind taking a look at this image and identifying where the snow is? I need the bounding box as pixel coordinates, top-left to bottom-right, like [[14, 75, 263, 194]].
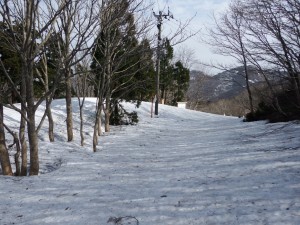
[[1, 98, 300, 225]]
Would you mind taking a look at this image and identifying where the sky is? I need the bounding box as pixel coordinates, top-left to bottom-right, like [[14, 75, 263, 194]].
[[1, 98, 300, 224], [154, 0, 234, 74]]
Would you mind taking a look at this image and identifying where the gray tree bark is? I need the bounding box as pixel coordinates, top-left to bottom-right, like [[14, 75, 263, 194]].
[[0, 103, 13, 176], [20, 76, 28, 176]]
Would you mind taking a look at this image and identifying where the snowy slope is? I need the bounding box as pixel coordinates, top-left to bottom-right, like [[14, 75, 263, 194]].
[[1, 98, 300, 225]]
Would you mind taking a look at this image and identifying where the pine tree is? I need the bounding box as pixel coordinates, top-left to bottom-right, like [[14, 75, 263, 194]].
[[0, 21, 22, 103], [172, 61, 190, 105], [91, 0, 155, 129], [159, 39, 190, 105]]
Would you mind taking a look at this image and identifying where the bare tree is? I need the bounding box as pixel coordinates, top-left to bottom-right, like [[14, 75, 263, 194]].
[[73, 56, 94, 146], [35, 53, 56, 142], [206, 1, 254, 114], [187, 70, 211, 110], [34, 27, 58, 142], [0, 0, 70, 175], [173, 45, 197, 70], [240, 0, 300, 109], [52, 0, 99, 142]]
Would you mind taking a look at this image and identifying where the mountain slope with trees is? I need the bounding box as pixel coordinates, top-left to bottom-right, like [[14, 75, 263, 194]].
[[200, 0, 300, 122], [188, 67, 287, 119], [188, 66, 284, 101]]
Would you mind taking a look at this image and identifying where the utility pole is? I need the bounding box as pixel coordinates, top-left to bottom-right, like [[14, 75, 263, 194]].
[[153, 10, 173, 116]]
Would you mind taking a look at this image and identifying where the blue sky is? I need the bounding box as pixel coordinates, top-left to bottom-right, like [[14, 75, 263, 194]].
[[154, 0, 234, 74]]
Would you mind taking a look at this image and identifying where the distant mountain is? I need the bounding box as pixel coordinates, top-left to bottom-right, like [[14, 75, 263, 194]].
[[189, 66, 273, 101]]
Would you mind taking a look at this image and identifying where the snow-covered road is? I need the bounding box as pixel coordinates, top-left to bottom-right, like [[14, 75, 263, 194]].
[[1, 99, 300, 224]]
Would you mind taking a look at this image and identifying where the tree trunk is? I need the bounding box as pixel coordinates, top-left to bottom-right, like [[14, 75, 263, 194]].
[[28, 111, 39, 176], [98, 114, 102, 136], [20, 77, 28, 176], [0, 103, 13, 176], [65, 68, 73, 142], [93, 120, 98, 152], [240, 40, 254, 114], [20, 116, 28, 176], [79, 102, 84, 146], [243, 64, 254, 114], [25, 61, 39, 175], [13, 132, 21, 176], [44, 62, 55, 142], [46, 98, 55, 142], [104, 96, 111, 132], [93, 103, 102, 152]]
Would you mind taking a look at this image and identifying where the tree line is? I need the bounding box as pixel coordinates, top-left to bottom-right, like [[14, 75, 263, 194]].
[[0, 0, 190, 176]]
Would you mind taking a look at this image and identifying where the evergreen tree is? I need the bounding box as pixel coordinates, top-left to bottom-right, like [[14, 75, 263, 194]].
[[171, 61, 190, 105], [160, 39, 174, 104], [159, 39, 190, 105], [0, 21, 22, 103], [0, 21, 59, 101], [91, 0, 155, 129]]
